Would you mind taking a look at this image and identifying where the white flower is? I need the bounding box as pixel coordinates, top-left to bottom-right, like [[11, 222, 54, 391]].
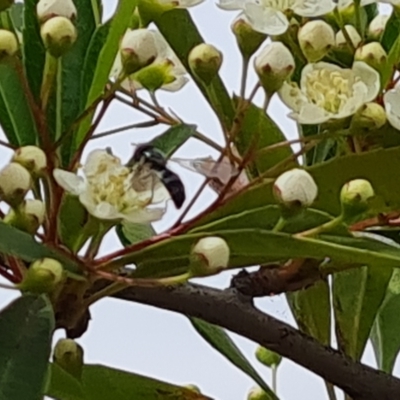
[[53, 150, 169, 223], [279, 61, 380, 124], [37, 0, 77, 22], [368, 14, 390, 40], [384, 87, 400, 130], [336, 25, 362, 48], [218, 0, 335, 36], [112, 30, 188, 92]]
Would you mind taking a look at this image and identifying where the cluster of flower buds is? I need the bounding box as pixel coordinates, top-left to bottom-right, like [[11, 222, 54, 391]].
[[0, 146, 47, 234], [37, 0, 77, 58]]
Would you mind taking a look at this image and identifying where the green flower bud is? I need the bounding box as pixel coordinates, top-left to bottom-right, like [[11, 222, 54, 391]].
[[4, 199, 45, 234], [273, 168, 318, 209], [351, 102, 386, 131], [133, 60, 176, 92], [368, 14, 389, 41], [13, 146, 47, 176], [355, 42, 387, 75], [247, 386, 271, 400], [0, 29, 18, 60], [340, 179, 375, 218], [40, 16, 77, 58], [254, 42, 294, 96], [298, 20, 335, 62], [0, 0, 13, 13], [190, 236, 230, 277], [36, 0, 77, 23], [188, 43, 223, 86], [335, 25, 361, 49], [255, 346, 282, 368], [0, 163, 31, 207], [184, 384, 201, 394], [231, 15, 266, 59], [53, 339, 84, 379], [19, 258, 64, 294]]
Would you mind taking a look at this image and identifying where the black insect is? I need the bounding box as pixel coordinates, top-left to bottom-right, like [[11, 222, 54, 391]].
[[127, 144, 186, 209]]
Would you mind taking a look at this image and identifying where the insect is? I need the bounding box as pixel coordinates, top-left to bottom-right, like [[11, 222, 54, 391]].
[[127, 144, 186, 209]]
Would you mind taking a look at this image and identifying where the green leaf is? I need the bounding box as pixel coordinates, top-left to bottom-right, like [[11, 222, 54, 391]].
[[155, 9, 234, 128], [233, 99, 295, 177], [333, 265, 392, 360], [190, 318, 277, 400], [371, 269, 400, 373], [116, 221, 156, 247], [0, 61, 39, 146], [0, 294, 54, 400], [0, 221, 82, 274], [381, 10, 400, 53], [150, 123, 197, 157], [381, 20, 400, 87], [72, 0, 137, 153], [47, 363, 212, 400], [22, 0, 46, 100], [8, 2, 24, 32]]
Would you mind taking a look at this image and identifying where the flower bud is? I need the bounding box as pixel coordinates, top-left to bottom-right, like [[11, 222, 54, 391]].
[[335, 25, 362, 49], [351, 102, 386, 131], [340, 179, 375, 218], [13, 146, 47, 176], [0, 29, 18, 60], [247, 386, 271, 400], [40, 16, 77, 58], [120, 29, 158, 75], [273, 168, 318, 209], [184, 385, 202, 394], [0, 0, 13, 13], [255, 346, 282, 368], [354, 42, 387, 74], [254, 42, 294, 96], [0, 163, 31, 207], [190, 236, 230, 277], [368, 14, 389, 41], [231, 15, 266, 59], [37, 0, 77, 23], [19, 258, 64, 294], [298, 20, 335, 62], [188, 43, 223, 86], [4, 199, 45, 234], [53, 339, 84, 379]]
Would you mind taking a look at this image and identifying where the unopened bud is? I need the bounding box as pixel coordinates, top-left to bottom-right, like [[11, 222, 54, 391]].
[[37, 0, 77, 23], [13, 146, 47, 176], [254, 42, 294, 96], [188, 43, 223, 85], [4, 199, 45, 234], [120, 29, 158, 75], [0, 163, 31, 207], [354, 42, 387, 74], [273, 168, 318, 209], [0, 0, 13, 13], [190, 236, 230, 276], [19, 258, 64, 294], [53, 339, 84, 379], [298, 20, 335, 62], [368, 14, 389, 41], [351, 102, 386, 131], [40, 16, 77, 58], [0, 29, 18, 60], [335, 25, 362, 49], [184, 385, 201, 394], [133, 61, 175, 92], [255, 346, 282, 368], [231, 15, 266, 59], [340, 179, 375, 218], [247, 386, 271, 400]]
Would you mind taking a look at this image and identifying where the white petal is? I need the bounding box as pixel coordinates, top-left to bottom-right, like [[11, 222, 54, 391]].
[[216, 0, 246, 10], [84, 149, 121, 178], [294, 103, 331, 124], [123, 207, 165, 223], [245, 4, 289, 35], [177, 0, 205, 7], [53, 169, 86, 195], [278, 82, 308, 113], [384, 88, 400, 130], [293, 0, 335, 17], [161, 75, 189, 91], [352, 61, 380, 102]]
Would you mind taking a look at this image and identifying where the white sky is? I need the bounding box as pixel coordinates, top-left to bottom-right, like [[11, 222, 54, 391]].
[[0, 1, 399, 399]]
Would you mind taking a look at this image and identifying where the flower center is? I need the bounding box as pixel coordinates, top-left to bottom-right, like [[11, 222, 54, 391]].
[[304, 68, 357, 114]]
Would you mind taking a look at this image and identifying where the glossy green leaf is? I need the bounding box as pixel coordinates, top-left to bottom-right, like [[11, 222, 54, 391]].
[[116, 222, 156, 247], [381, 14, 400, 88], [155, 9, 234, 128], [8, 2, 24, 32], [190, 318, 277, 399], [72, 0, 137, 153], [22, 0, 45, 100], [381, 10, 400, 53], [150, 123, 197, 157], [0, 221, 82, 274], [0, 294, 54, 400], [371, 269, 400, 373], [47, 363, 212, 400], [0, 61, 38, 146], [233, 99, 295, 177], [333, 265, 392, 360]]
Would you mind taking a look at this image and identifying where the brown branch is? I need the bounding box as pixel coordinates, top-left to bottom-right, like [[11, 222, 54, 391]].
[[106, 282, 400, 400]]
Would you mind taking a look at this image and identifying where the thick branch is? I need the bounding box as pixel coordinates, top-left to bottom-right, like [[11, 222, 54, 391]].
[[109, 283, 400, 400]]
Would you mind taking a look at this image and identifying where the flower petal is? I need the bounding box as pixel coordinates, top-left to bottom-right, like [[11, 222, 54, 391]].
[[123, 207, 165, 223], [384, 88, 400, 130], [84, 149, 122, 178], [352, 61, 380, 103], [53, 169, 86, 195], [244, 4, 289, 35], [293, 0, 335, 17], [216, 0, 247, 10]]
